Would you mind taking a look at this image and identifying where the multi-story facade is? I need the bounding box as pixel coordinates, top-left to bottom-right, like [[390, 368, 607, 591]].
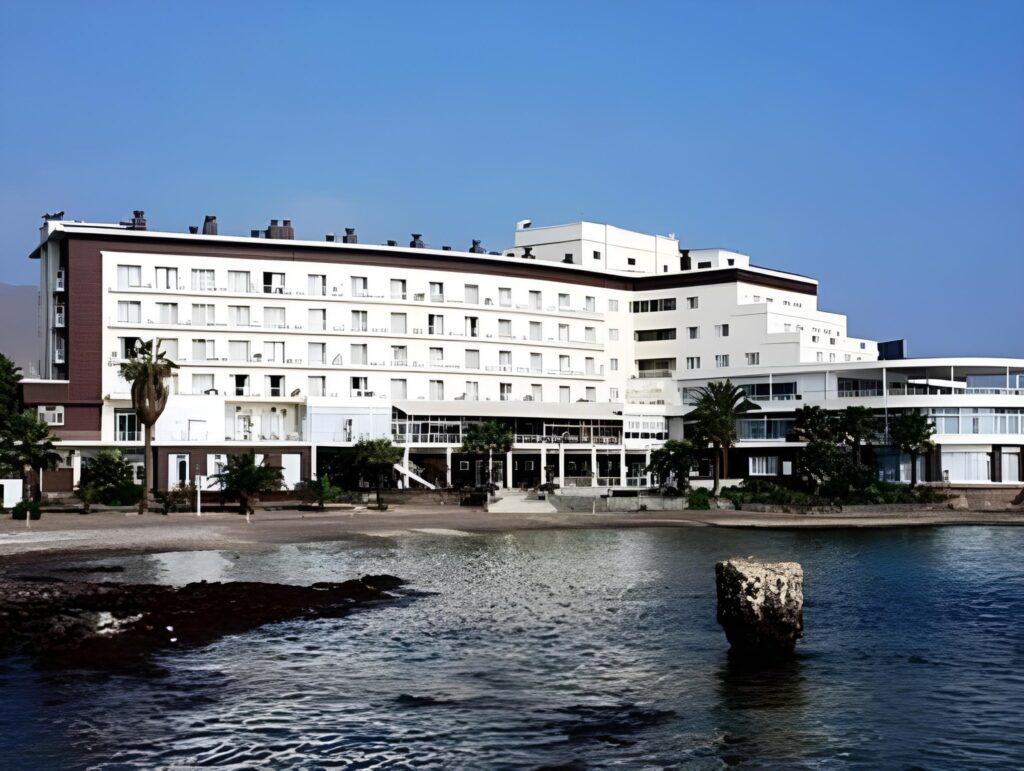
[[20, 212, 1024, 493]]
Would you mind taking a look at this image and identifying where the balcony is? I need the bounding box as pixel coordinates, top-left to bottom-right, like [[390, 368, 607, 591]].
[[636, 370, 674, 379]]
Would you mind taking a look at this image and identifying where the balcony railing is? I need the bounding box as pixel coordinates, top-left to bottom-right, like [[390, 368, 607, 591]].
[[636, 370, 674, 379]]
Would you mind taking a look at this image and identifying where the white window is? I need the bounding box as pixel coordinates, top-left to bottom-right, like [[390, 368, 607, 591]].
[[307, 274, 326, 296], [192, 339, 215, 361], [263, 272, 285, 294], [529, 290, 542, 310], [391, 345, 408, 364], [465, 349, 480, 369], [608, 299, 619, 312], [428, 314, 444, 335], [266, 374, 284, 397], [559, 386, 570, 403], [686, 356, 700, 370], [155, 267, 177, 290], [351, 310, 368, 332], [38, 405, 64, 426], [498, 319, 512, 337], [585, 327, 596, 343], [464, 381, 479, 400], [263, 341, 284, 362], [610, 387, 619, 400], [307, 308, 326, 331], [157, 338, 178, 359], [558, 293, 570, 310], [192, 303, 215, 325], [429, 380, 444, 400], [687, 296, 698, 309], [229, 340, 250, 361], [499, 350, 512, 370], [532, 383, 543, 401], [716, 354, 730, 368], [229, 305, 251, 326], [119, 336, 141, 359], [559, 355, 570, 371], [749, 456, 779, 476], [117, 264, 142, 289], [558, 324, 569, 342], [350, 343, 367, 365], [585, 357, 595, 374], [585, 296, 595, 312], [464, 284, 479, 304], [429, 282, 444, 301], [390, 378, 407, 400], [499, 382, 512, 401], [465, 316, 479, 337], [308, 376, 326, 397], [264, 307, 285, 328], [609, 329, 619, 341], [308, 343, 326, 364], [391, 312, 407, 334], [156, 303, 178, 324], [610, 358, 619, 371], [688, 327, 700, 339], [430, 347, 443, 363], [192, 373, 214, 394], [746, 352, 760, 366], [232, 374, 250, 396], [816, 352, 824, 362], [585, 386, 596, 401], [530, 321, 542, 341], [351, 276, 368, 297], [390, 279, 406, 299], [498, 287, 511, 307], [530, 352, 542, 372], [716, 324, 730, 337], [192, 269, 215, 291], [117, 301, 141, 323], [228, 270, 250, 292]]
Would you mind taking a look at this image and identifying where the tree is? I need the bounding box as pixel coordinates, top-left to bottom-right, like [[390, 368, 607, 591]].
[[119, 339, 178, 514], [354, 438, 404, 509], [211, 451, 284, 521], [3, 411, 62, 502], [646, 439, 698, 491], [0, 353, 22, 423], [888, 411, 936, 487], [300, 474, 343, 510], [839, 406, 880, 467], [459, 420, 514, 489], [689, 381, 757, 495], [79, 448, 141, 506]]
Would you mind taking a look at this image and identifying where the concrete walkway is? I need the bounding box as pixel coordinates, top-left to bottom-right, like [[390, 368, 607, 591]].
[[487, 490, 557, 514]]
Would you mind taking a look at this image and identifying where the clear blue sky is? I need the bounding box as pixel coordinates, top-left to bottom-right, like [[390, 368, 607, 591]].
[[1, 1, 1021, 356]]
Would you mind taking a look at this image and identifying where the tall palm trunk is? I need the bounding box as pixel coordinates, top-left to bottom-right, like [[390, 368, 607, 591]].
[[721, 446, 729, 480], [22, 463, 32, 502], [140, 422, 152, 514], [909, 452, 918, 487], [487, 448, 493, 487], [712, 447, 722, 496]]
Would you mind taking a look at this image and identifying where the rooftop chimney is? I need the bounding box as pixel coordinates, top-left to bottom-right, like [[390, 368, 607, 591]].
[[325, 233, 336, 242], [410, 233, 424, 249], [264, 219, 294, 239], [442, 246, 452, 251], [250, 229, 260, 238], [342, 227, 357, 244], [42, 211, 65, 222], [282, 219, 294, 239], [386, 240, 398, 247], [202, 215, 218, 235], [121, 210, 147, 230], [522, 246, 534, 259], [188, 225, 199, 234], [469, 239, 485, 253]]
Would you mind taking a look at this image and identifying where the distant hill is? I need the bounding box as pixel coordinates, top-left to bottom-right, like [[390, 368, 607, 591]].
[[0, 283, 40, 376]]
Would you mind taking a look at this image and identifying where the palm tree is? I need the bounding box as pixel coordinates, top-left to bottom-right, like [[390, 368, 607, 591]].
[[840, 406, 880, 466], [4, 411, 62, 502], [459, 420, 513, 489], [888, 410, 936, 487], [211, 451, 284, 522], [119, 339, 178, 514], [689, 380, 757, 495], [354, 438, 404, 509]]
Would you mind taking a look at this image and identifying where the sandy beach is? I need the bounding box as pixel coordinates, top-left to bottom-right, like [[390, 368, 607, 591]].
[[2, 505, 1023, 568]]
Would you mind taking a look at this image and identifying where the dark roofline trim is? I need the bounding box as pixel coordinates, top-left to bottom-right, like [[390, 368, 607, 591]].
[[42, 231, 818, 296]]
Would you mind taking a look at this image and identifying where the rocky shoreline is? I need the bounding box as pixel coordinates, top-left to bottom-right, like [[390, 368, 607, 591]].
[[0, 571, 404, 671]]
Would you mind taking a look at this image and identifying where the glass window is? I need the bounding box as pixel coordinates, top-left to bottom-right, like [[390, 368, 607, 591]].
[[227, 270, 250, 292], [117, 265, 142, 288], [117, 301, 141, 323]]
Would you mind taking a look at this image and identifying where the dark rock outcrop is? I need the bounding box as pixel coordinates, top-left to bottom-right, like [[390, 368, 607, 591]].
[[0, 573, 404, 670], [715, 558, 803, 657]]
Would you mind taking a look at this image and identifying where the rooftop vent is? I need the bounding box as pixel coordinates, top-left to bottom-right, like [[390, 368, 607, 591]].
[[202, 215, 218, 235], [325, 233, 336, 242], [264, 219, 294, 240], [42, 211, 65, 222], [522, 246, 534, 259], [442, 246, 452, 251], [386, 240, 398, 247], [516, 219, 532, 230], [410, 233, 425, 249], [188, 225, 199, 234], [469, 239, 485, 253], [488, 251, 501, 255], [342, 227, 358, 244], [250, 229, 261, 238], [121, 210, 147, 230]]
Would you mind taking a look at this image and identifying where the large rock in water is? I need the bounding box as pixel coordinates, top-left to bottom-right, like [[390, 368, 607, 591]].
[[715, 558, 803, 657]]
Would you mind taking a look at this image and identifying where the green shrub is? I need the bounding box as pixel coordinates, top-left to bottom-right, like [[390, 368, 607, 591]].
[[79, 449, 142, 506], [11, 500, 41, 520], [687, 487, 712, 510]]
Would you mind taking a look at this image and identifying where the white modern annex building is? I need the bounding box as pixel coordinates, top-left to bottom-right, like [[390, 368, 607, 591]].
[[21, 212, 1024, 494]]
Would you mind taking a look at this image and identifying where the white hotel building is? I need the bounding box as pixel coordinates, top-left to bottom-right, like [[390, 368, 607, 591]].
[[21, 212, 1024, 494]]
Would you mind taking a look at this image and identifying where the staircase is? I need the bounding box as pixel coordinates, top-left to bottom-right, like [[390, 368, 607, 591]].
[[393, 462, 436, 490]]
